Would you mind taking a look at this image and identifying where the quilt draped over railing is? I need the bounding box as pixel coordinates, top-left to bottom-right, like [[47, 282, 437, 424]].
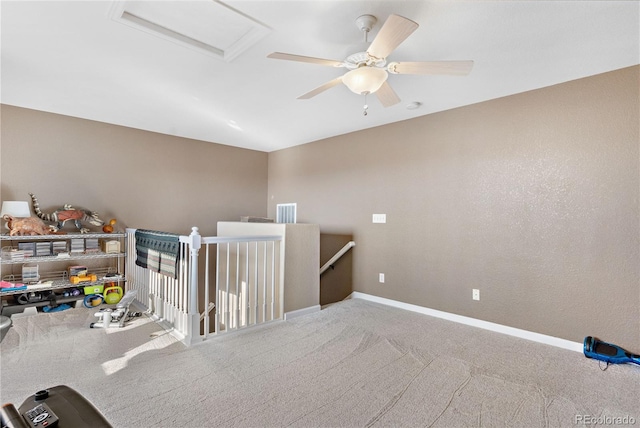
[[135, 229, 180, 278]]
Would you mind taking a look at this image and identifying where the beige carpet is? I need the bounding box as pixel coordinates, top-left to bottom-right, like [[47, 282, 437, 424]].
[[1, 299, 638, 427]]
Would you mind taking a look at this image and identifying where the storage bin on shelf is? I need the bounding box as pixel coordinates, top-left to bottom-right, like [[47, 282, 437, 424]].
[[83, 284, 104, 295]]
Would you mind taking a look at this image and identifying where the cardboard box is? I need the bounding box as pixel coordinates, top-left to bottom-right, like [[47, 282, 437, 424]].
[[101, 240, 120, 254]]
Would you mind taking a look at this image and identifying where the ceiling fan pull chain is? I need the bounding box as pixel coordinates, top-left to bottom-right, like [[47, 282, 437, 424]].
[[363, 93, 369, 116]]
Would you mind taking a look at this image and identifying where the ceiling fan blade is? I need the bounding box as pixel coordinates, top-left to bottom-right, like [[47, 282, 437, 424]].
[[389, 60, 474, 75], [267, 52, 344, 67], [297, 77, 344, 99], [375, 81, 401, 107], [366, 14, 418, 60]]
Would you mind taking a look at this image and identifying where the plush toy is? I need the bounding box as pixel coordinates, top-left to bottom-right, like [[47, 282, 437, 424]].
[[3, 215, 55, 236], [4, 215, 52, 236], [29, 193, 104, 234]]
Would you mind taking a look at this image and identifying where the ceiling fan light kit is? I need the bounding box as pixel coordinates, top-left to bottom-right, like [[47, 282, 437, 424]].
[[268, 13, 473, 114], [342, 66, 388, 95]]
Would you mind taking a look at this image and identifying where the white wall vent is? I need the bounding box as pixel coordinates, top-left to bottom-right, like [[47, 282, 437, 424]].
[[276, 203, 297, 224], [109, 1, 270, 62]]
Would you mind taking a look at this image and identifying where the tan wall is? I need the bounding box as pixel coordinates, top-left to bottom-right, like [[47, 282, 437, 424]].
[[268, 66, 640, 349], [1, 106, 268, 236]]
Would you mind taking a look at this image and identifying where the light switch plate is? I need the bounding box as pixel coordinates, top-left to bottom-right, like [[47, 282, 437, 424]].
[[372, 214, 386, 223]]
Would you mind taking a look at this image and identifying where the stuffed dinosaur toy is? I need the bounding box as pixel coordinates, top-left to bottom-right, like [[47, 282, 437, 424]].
[[29, 193, 104, 233]]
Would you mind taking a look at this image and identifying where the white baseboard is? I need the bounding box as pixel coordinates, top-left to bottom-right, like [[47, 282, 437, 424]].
[[284, 305, 321, 320], [347, 292, 583, 353]]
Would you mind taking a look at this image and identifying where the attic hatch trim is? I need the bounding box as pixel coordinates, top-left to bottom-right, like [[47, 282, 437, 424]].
[[109, 1, 271, 62]]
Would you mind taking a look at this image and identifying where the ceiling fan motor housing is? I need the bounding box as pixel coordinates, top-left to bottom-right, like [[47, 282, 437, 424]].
[[345, 52, 386, 69]]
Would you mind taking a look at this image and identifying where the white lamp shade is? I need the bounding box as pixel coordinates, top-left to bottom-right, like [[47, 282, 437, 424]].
[[0, 201, 31, 218], [342, 67, 388, 95]]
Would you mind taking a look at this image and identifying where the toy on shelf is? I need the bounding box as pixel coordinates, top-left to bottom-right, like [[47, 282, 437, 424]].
[[102, 219, 117, 234], [29, 193, 104, 233], [70, 273, 98, 285], [2, 215, 56, 236]]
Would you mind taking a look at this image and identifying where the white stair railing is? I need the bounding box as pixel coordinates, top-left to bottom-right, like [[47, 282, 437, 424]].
[[125, 227, 284, 345]]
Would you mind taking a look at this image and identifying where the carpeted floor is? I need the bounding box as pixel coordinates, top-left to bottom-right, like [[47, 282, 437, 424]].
[[1, 299, 638, 427]]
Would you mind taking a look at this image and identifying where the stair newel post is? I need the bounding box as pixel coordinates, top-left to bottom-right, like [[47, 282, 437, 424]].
[[187, 226, 202, 344]]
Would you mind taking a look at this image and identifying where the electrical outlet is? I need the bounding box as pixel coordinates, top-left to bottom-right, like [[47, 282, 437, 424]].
[[379, 273, 385, 283], [472, 289, 480, 301]]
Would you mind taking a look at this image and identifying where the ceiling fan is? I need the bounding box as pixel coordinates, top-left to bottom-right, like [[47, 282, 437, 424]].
[[268, 14, 474, 115]]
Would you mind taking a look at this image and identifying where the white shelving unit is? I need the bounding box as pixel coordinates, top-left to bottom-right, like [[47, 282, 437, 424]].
[[0, 232, 126, 316]]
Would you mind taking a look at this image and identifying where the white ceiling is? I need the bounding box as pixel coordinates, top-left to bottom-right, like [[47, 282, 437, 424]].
[[1, 1, 638, 152]]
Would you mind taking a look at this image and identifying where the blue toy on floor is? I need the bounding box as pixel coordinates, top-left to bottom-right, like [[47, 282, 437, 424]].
[[583, 336, 640, 368]]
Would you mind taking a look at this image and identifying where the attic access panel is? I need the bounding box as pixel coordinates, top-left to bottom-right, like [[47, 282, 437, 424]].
[[109, 1, 270, 62]]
